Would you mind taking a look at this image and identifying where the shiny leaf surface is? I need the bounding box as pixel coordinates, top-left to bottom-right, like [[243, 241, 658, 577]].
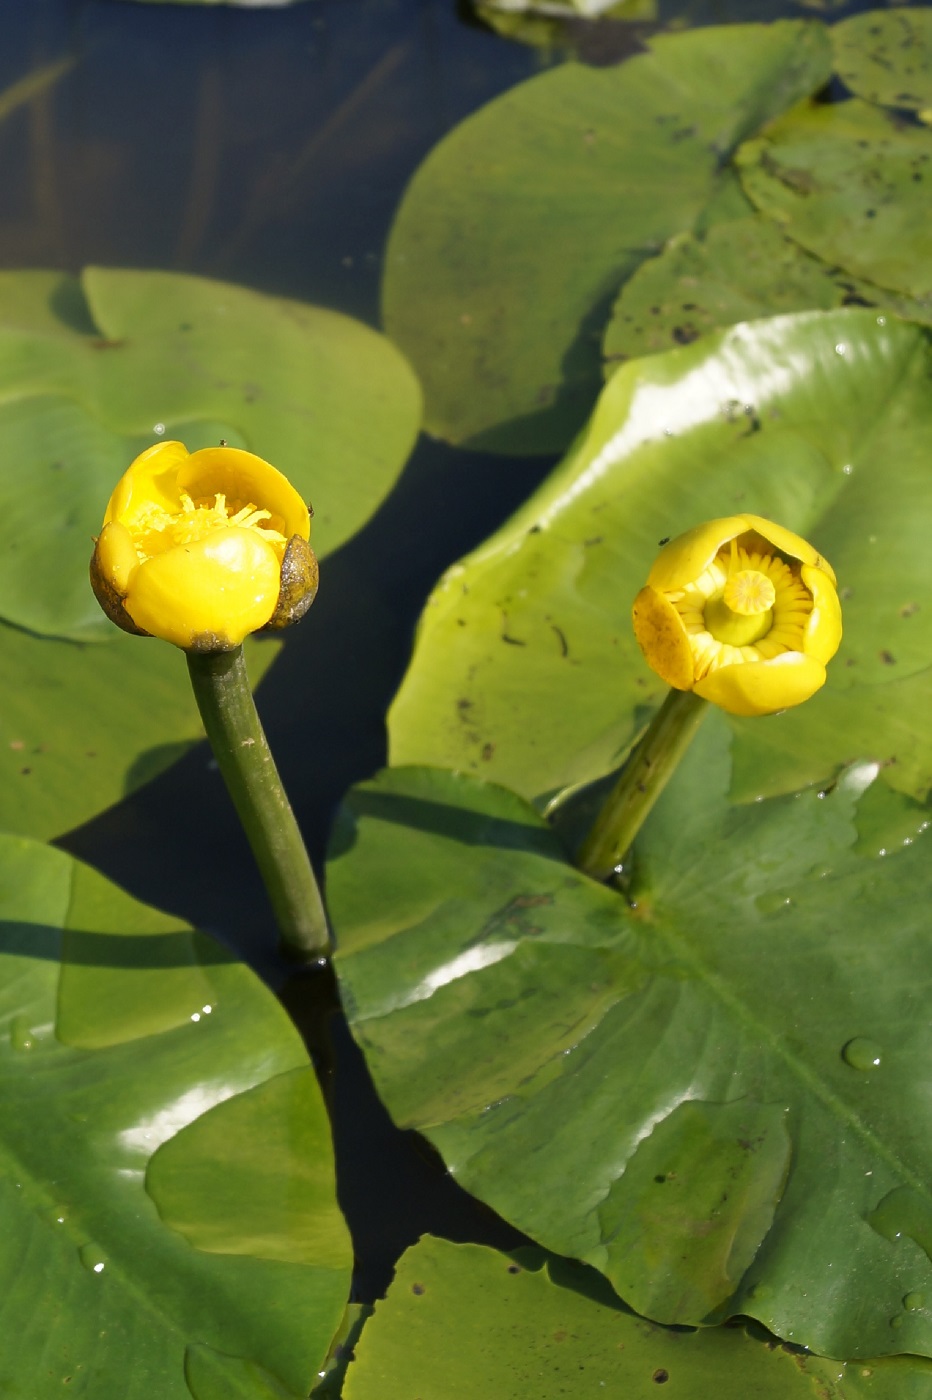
[[342, 1238, 932, 1399], [389, 309, 932, 808], [0, 836, 351, 1397], [382, 20, 831, 453], [329, 742, 932, 1357]]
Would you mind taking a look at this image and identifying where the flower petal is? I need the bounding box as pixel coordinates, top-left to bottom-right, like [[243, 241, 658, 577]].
[[647, 516, 750, 591], [800, 562, 843, 664], [632, 586, 695, 690], [179, 446, 310, 541], [123, 528, 281, 650], [104, 440, 191, 527], [95, 520, 140, 595], [694, 652, 826, 717], [742, 514, 836, 586]]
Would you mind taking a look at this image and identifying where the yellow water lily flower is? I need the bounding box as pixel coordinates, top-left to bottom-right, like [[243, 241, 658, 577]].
[[90, 440, 318, 651], [632, 515, 841, 717]]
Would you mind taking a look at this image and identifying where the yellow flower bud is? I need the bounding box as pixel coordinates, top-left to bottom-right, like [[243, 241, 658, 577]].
[[632, 514, 841, 717], [90, 441, 318, 652]]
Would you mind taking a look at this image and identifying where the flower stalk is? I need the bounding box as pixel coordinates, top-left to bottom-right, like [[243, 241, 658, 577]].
[[187, 646, 330, 961], [576, 688, 707, 883]]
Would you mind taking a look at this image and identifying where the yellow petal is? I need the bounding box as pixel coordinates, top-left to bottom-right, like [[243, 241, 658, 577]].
[[632, 585, 695, 690], [95, 520, 139, 594], [742, 514, 837, 586], [123, 528, 281, 650], [179, 446, 310, 541], [104, 440, 191, 527], [647, 516, 751, 591], [694, 652, 826, 717], [800, 563, 843, 664]]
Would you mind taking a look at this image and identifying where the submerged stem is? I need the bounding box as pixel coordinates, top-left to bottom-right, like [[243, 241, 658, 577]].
[[576, 688, 707, 883], [186, 646, 330, 960]]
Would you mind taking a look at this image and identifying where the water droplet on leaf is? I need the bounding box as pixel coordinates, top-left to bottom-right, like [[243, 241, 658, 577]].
[[842, 1037, 882, 1071], [869, 1186, 932, 1264], [756, 891, 794, 916], [9, 1015, 35, 1051], [79, 1244, 106, 1274]]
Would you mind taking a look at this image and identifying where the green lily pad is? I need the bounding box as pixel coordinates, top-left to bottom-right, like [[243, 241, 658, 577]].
[[833, 10, 932, 112], [0, 265, 419, 837], [310, 1304, 370, 1399], [80, 267, 421, 561], [341, 1238, 932, 1399], [382, 20, 831, 454], [602, 215, 931, 368], [0, 834, 351, 1397], [329, 741, 932, 1358], [0, 621, 277, 841], [388, 309, 932, 808], [0, 267, 420, 642], [736, 99, 932, 304]]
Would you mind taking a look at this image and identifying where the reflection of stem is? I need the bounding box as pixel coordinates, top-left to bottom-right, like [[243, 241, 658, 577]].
[[576, 689, 707, 883], [0, 55, 73, 124], [214, 42, 406, 270], [174, 61, 223, 266], [187, 647, 330, 961], [20, 54, 75, 266]]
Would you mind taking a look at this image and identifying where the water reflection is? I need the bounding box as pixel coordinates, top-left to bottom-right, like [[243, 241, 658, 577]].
[[0, 0, 539, 322]]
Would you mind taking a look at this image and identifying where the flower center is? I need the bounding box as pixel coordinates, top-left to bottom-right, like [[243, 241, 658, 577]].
[[704, 569, 775, 647], [131, 493, 287, 562], [669, 539, 814, 681]]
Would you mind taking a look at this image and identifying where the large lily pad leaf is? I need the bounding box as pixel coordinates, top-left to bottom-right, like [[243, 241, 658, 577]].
[[0, 267, 420, 641], [832, 10, 932, 113], [0, 265, 419, 837], [80, 268, 421, 560], [602, 215, 931, 368], [389, 309, 932, 808], [340, 1237, 932, 1398], [382, 20, 831, 454], [0, 834, 351, 1397], [329, 742, 932, 1358], [736, 99, 932, 305]]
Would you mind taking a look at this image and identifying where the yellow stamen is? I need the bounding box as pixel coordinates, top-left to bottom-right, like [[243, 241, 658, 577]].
[[130, 492, 287, 563]]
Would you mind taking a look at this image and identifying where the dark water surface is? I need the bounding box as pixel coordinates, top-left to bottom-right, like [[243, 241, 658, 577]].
[[1, 0, 919, 1298]]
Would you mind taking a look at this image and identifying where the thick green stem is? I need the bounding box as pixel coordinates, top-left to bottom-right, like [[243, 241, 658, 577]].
[[186, 647, 330, 960], [576, 688, 707, 882]]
